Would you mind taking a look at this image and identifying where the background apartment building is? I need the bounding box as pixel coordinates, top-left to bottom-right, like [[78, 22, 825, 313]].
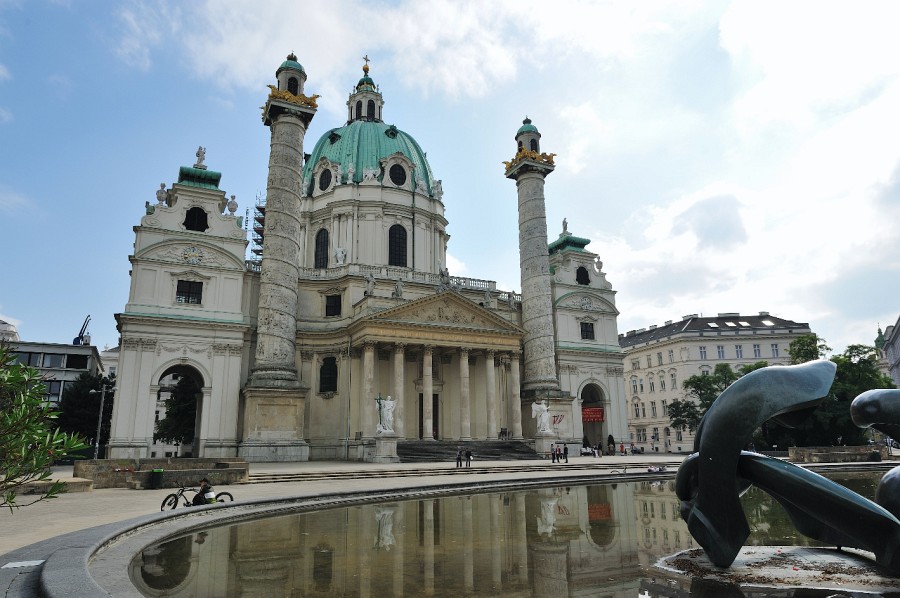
[[618, 312, 811, 453]]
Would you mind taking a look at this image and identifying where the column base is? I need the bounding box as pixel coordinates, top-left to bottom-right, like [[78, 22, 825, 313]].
[[239, 385, 308, 461], [367, 435, 400, 463], [534, 436, 556, 457]]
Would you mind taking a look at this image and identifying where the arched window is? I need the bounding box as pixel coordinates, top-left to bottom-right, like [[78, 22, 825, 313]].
[[183, 207, 209, 232], [319, 357, 337, 392], [287, 77, 299, 95], [367, 100, 375, 120], [355, 100, 362, 120], [576, 266, 590, 285], [388, 224, 407, 267], [314, 229, 329, 269], [517, 140, 523, 151], [530, 139, 539, 151]]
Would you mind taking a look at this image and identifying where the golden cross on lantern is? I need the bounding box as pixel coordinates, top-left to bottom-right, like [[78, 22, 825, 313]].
[[362, 54, 370, 67]]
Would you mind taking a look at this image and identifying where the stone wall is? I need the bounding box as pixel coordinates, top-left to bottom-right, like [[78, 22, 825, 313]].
[[73, 458, 249, 489], [789, 445, 888, 463]]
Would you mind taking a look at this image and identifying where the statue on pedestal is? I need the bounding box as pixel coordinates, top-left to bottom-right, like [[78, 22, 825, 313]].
[[376, 394, 395, 435], [532, 400, 552, 434]]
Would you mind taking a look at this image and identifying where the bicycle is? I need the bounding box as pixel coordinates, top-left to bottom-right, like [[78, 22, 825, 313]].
[[160, 483, 234, 511]]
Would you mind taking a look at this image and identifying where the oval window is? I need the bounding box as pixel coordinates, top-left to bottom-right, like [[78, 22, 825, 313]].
[[319, 169, 332, 191], [389, 164, 406, 186]]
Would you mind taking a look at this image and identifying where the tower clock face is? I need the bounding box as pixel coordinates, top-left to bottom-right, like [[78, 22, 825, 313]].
[[182, 245, 205, 265]]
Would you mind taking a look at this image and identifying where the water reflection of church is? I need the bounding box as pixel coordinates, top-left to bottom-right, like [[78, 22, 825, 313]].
[[132, 480, 705, 596], [109, 55, 628, 461]]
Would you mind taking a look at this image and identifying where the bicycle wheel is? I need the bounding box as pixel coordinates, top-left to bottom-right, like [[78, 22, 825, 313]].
[[215, 491, 233, 503], [160, 494, 179, 511]]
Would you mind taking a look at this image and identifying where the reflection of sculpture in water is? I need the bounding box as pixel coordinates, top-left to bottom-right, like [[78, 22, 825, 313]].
[[376, 395, 395, 435], [676, 362, 900, 574], [374, 507, 395, 550], [532, 401, 552, 434], [537, 497, 558, 537]]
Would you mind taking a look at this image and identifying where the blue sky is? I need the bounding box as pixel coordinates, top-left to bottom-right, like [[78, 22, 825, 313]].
[[2, 0, 900, 355]]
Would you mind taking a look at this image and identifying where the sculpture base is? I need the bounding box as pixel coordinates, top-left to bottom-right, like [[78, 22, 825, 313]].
[[658, 546, 897, 595], [367, 435, 400, 463], [534, 436, 556, 458]]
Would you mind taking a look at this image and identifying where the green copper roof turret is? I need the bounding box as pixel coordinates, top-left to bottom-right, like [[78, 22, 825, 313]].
[[277, 52, 305, 75], [516, 117, 539, 137]]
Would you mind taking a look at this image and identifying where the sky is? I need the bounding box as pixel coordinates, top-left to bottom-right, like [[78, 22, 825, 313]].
[[2, 0, 900, 356]]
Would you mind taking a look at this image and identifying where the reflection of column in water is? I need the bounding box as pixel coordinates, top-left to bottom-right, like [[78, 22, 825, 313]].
[[359, 505, 372, 598], [463, 497, 474, 592], [490, 494, 502, 590], [424, 499, 435, 595], [394, 504, 404, 597], [514, 493, 528, 583]]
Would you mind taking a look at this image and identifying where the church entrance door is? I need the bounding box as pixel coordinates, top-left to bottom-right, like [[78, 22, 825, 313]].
[[580, 383, 606, 448], [418, 393, 439, 439]]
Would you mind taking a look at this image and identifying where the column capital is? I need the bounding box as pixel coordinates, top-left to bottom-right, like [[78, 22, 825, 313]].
[[424, 345, 435, 355], [485, 349, 497, 357], [363, 341, 377, 351], [459, 346, 470, 356], [394, 342, 406, 353]]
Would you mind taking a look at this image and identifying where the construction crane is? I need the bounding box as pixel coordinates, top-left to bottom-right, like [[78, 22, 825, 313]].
[[73, 315, 91, 345]]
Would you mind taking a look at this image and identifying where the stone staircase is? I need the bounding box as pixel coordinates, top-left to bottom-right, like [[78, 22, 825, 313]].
[[397, 440, 538, 463]]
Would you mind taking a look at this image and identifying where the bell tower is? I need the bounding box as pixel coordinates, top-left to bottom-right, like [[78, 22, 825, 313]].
[[240, 54, 318, 461]]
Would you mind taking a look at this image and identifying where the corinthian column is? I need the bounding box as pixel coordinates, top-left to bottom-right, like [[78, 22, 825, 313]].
[[509, 351, 523, 439], [393, 343, 406, 438], [485, 350, 497, 438], [459, 347, 471, 440], [422, 346, 434, 440], [362, 342, 376, 439]]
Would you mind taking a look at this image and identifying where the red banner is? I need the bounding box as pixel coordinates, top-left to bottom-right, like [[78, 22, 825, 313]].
[[582, 407, 605, 422]]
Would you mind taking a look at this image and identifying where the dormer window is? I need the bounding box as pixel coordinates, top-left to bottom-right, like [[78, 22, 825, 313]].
[[184, 207, 209, 232], [389, 164, 407, 187]]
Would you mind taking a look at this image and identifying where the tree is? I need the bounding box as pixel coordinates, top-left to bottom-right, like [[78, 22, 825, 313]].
[[667, 399, 703, 432], [155, 375, 200, 446], [789, 333, 831, 364], [761, 344, 895, 448], [669, 362, 769, 434], [56, 372, 115, 454], [0, 345, 88, 511]]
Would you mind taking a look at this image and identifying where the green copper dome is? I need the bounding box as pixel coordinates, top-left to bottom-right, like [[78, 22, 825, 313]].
[[516, 117, 539, 137], [277, 53, 305, 75], [303, 120, 436, 195]]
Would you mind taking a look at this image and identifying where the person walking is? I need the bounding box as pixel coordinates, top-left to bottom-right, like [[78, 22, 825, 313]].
[[550, 443, 557, 463], [456, 447, 463, 468], [563, 444, 569, 464], [465, 448, 472, 467]]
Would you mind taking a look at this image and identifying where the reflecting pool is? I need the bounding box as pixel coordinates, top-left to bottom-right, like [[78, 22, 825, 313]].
[[131, 473, 882, 597]]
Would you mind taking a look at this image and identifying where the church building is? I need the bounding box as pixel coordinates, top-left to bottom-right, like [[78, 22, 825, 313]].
[[108, 55, 627, 461]]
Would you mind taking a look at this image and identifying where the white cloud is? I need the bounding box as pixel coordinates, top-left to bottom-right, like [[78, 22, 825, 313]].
[[445, 252, 466, 276], [0, 63, 9, 81], [0, 106, 10, 123], [115, 2, 181, 70], [0, 185, 28, 211]]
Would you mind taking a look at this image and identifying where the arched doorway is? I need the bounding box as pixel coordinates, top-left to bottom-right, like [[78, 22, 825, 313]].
[[154, 365, 204, 457], [580, 383, 606, 448]]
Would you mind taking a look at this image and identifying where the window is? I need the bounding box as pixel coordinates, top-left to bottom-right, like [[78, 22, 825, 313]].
[[648, 377, 655, 392], [389, 164, 407, 186], [580, 322, 595, 340], [176, 280, 203, 304], [659, 376, 666, 391], [771, 343, 779, 358], [355, 100, 362, 119], [661, 400, 668, 416], [631, 359, 640, 370], [42, 353, 65, 368], [183, 207, 209, 232], [319, 169, 332, 191], [651, 402, 657, 417], [670, 372, 677, 389], [387, 224, 407, 267], [42, 380, 62, 403], [668, 349, 674, 363], [66, 354, 89, 369], [325, 295, 341, 317], [631, 377, 638, 394], [753, 343, 761, 358], [287, 77, 299, 95], [646, 355, 652, 368], [701, 369, 710, 376], [699, 346, 707, 360], [717, 345, 725, 359], [656, 352, 663, 366], [676, 429, 683, 441], [319, 357, 338, 392], [314, 229, 329, 268], [641, 403, 646, 417], [639, 378, 644, 393], [634, 403, 640, 418], [14, 352, 41, 366], [652, 427, 659, 441], [638, 427, 646, 441], [575, 266, 590, 285], [735, 344, 743, 359], [529, 139, 538, 151], [367, 99, 375, 119]]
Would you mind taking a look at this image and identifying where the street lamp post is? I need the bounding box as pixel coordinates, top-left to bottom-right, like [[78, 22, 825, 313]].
[[89, 384, 111, 460]]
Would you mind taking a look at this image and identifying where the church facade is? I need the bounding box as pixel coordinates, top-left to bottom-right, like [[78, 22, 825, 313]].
[[108, 55, 627, 461]]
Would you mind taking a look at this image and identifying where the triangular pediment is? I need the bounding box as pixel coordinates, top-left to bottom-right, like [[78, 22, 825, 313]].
[[365, 291, 524, 334]]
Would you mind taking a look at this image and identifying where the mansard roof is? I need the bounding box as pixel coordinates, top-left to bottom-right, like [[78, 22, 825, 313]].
[[618, 313, 811, 349]]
